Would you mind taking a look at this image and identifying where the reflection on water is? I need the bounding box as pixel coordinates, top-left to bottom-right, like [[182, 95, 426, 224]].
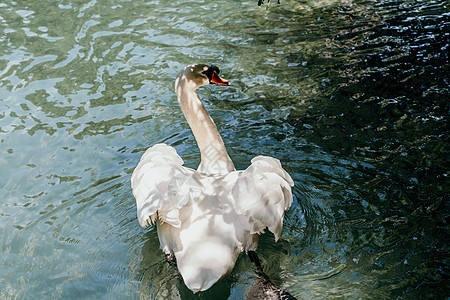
[[0, 0, 448, 299]]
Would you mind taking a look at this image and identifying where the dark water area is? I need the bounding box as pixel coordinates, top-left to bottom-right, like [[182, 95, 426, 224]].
[[281, 1, 449, 298], [226, 1, 449, 298], [0, 0, 448, 299]]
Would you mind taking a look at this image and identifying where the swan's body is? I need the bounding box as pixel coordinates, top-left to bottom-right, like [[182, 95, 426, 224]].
[[131, 64, 294, 293]]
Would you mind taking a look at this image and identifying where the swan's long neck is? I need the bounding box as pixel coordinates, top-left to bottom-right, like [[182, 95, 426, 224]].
[[175, 75, 235, 175]]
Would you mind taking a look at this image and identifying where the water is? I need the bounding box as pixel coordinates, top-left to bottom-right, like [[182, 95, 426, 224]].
[[0, 0, 448, 299]]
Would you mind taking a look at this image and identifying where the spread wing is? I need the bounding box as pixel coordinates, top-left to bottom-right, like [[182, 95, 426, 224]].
[[131, 144, 198, 228], [231, 156, 294, 241]]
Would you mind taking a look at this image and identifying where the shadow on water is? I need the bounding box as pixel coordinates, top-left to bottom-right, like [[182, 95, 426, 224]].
[[137, 228, 298, 299]]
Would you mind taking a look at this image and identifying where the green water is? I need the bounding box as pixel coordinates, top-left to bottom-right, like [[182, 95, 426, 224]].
[[1, 0, 448, 299]]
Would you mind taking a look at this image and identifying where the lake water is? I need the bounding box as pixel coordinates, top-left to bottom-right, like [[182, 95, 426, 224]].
[[0, 0, 448, 299]]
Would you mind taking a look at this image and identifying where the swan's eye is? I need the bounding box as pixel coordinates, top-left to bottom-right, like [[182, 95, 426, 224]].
[[202, 65, 221, 80], [202, 67, 213, 81]]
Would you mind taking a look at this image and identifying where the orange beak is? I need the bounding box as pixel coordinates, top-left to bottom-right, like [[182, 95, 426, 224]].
[[211, 72, 230, 86]]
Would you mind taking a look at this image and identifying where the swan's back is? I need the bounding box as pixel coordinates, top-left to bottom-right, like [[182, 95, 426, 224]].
[[132, 144, 293, 292], [157, 190, 248, 292]]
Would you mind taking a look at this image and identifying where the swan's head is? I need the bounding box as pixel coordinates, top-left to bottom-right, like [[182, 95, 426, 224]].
[[178, 64, 230, 89], [201, 65, 230, 86]]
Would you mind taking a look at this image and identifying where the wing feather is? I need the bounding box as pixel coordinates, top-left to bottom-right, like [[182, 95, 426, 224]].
[[131, 144, 195, 228], [231, 156, 294, 241]]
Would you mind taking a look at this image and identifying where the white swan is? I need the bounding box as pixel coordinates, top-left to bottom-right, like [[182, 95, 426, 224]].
[[131, 64, 294, 293]]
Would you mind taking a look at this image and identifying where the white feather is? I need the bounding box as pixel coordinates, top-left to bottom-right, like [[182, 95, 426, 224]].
[[132, 145, 294, 292]]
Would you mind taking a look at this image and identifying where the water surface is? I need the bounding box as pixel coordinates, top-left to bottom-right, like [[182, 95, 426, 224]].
[[0, 0, 448, 299]]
